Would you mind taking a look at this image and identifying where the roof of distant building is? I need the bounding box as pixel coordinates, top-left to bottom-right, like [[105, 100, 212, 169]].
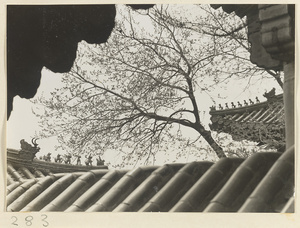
[[210, 93, 285, 151]]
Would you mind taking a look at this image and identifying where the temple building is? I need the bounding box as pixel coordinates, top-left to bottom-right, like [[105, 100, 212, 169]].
[[210, 92, 285, 152]]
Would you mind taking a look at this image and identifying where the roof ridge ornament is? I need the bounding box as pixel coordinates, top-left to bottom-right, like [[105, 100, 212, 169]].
[[263, 88, 276, 101], [212, 92, 282, 112], [20, 138, 40, 152], [19, 138, 40, 161]]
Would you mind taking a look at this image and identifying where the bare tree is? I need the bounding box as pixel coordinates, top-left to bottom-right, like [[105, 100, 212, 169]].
[[180, 5, 284, 88], [33, 5, 280, 167]]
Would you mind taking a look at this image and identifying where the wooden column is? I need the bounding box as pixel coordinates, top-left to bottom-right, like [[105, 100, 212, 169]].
[[258, 4, 295, 149], [283, 61, 294, 148]]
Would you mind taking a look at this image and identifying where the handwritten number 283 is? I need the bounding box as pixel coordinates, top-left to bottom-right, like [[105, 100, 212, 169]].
[[11, 215, 49, 227]]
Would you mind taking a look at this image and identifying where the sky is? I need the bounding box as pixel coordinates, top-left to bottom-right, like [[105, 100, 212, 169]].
[[6, 4, 283, 169]]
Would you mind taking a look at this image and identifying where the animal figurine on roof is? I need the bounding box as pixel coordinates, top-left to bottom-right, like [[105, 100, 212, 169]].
[[64, 154, 72, 164], [96, 155, 105, 166], [55, 154, 63, 163], [85, 154, 93, 166], [263, 88, 276, 100], [45, 153, 51, 162], [76, 155, 81, 165]]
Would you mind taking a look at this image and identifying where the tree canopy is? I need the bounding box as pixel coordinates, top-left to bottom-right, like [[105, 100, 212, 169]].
[[33, 5, 282, 168]]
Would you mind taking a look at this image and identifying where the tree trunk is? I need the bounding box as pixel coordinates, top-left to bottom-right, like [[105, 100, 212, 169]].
[[195, 125, 227, 159]]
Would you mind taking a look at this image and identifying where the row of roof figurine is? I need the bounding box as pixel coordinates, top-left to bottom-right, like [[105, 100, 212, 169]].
[[19, 138, 105, 166], [37, 153, 105, 166], [210, 97, 260, 111], [210, 88, 277, 111]]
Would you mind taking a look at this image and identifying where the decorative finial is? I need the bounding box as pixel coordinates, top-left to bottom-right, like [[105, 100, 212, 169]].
[[55, 154, 63, 163], [20, 138, 40, 156], [256, 97, 260, 103], [44, 153, 51, 162], [263, 88, 276, 100]]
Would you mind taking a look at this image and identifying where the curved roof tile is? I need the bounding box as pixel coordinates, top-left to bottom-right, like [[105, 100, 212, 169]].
[[113, 163, 187, 212], [204, 152, 280, 212], [7, 179, 39, 207], [66, 170, 126, 212], [86, 167, 158, 212], [41, 170, 108, 211], [170, 158, 243, 212], [7, 175, 58, 212], [139, 162, 213, 212], [21, 173, 81, 211], [239, 146, 294, 212]]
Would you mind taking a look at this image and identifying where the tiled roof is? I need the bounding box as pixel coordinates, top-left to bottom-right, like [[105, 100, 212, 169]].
[[6, 146, 294, 212], [7, 148, 108, 186], [210, 4, 257, 18], [209, 94, 285, 150]]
